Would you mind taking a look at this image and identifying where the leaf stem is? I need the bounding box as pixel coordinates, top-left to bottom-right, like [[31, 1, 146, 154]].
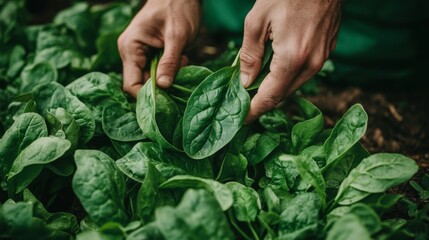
[[169, 95, 187, 105], [231, 48, 241, 67], [257, 215, 275, 237], [228, 210, 252, 240], [170, 84, 193, 94], [247, 221, 260, 240]]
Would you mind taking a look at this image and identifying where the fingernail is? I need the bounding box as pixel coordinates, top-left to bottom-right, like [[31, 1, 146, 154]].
[[240, 72, 249, 87], [158, 75, 171, 87]]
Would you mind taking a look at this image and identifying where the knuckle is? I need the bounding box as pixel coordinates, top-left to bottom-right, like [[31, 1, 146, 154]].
[[159, 56, 179, 72], [308, 55, 325, 73], [259, 94, 283, 110], [240, 48, 260, 68]]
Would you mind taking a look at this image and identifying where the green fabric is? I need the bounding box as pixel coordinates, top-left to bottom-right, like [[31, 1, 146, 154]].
[[202, 0, 429, 84], [202, 0, 253, 34]]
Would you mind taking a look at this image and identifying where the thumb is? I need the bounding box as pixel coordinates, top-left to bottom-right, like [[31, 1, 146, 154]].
[[156, 38, 185, 88], [239, 15, 265, 88]]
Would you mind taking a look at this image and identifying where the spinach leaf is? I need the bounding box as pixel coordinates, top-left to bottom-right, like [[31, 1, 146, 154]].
[[66, 72, 136, 138], [323, 143, 369, 188], [241, 132, 280, 165], [0, 200, 33, 238], [324, 104, 367, 167], [7, 136, 71, 194], [0, 112, 47, 180], [102, 104, 145, 142], [136, 57, 182, 150], [259, 108, 292, 134], [116, 142, 213, 183], [32, 82, 95, 144], [23, 189, 79, 236], [326, 214, 371, 240], [72, 150, 128, 225], [155, 189, 234, 240], [291, 97, 324, 153], [46, 107, 79, 150], [216, 153, 248, 183], [226, 182, 261, 222], [19, 62, 58, 93], [183, 66, 250, 159], [160, 175, 233, 211], [127, 223, 165, 240], [278, 193, 321, 239], [262, 153, 299, 193], [168, 65, 212, 102], [293, 155, 326, 207], [335, 153, 418, 205], [137, 162, 175, 222]]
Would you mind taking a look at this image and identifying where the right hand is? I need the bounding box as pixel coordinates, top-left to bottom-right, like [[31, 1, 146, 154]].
[[118, 0, 201, 97]]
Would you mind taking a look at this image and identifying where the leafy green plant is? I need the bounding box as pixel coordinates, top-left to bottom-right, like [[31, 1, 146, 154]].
[[0, 1, 425, 239]]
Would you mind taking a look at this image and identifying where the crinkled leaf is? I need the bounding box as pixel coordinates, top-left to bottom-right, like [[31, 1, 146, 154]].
[[155, 189, 234, 239], [116, 142, 213, 183], [278, 193, 321, 239], [32, 82, 95, 144], [0, 113, 47, 180], [72, 150, 128, 225], [324, 104, 367, 166], [242, 132, 280, 165], [183, 67, 250, 159], [226, 182, 261, 222], [7, 136, 71, 193], [102, 104, 145, 141]]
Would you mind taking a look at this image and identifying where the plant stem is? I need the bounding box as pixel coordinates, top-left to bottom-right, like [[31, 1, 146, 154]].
[[228, 211, 252, 240], [169, 95, 187, 105], [170, 84, 193, 94], [257, 215, 275, 237], [231, 49, 241, 67], [247, 221, 260, 240]]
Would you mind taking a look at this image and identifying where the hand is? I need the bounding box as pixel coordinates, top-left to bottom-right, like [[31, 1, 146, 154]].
[[118, 0, 201, 97], [240, 0, 341, 123]]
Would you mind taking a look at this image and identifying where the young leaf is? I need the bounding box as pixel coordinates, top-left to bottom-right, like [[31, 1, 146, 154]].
[[168, 65, 213, 101], [225, 182, 261, 222], [0, 113, 47, 180], [115, 142, 213, 183], [155, 189, 234, 240], [183, 67, 250, 159], [293, 155, 326, 207], [326, 214, 371, 240], [241, 132, 280, 165], [278, 193, 321, 239], [291, 97, 324, 153], [32, 82, 95, 144], [323, 143, 369, 188], [72, 150, 128, 225], [137, 162, 174, 222], [160, 175, 233, 211], [136, 58, 182, 150], [324, 104, 368, 167], [128, 223, 165, 240], [335, 153, 418, 205], [7, 136, 71, 194], [66, 72, 133, 136], [102, 104, 145, 142]]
